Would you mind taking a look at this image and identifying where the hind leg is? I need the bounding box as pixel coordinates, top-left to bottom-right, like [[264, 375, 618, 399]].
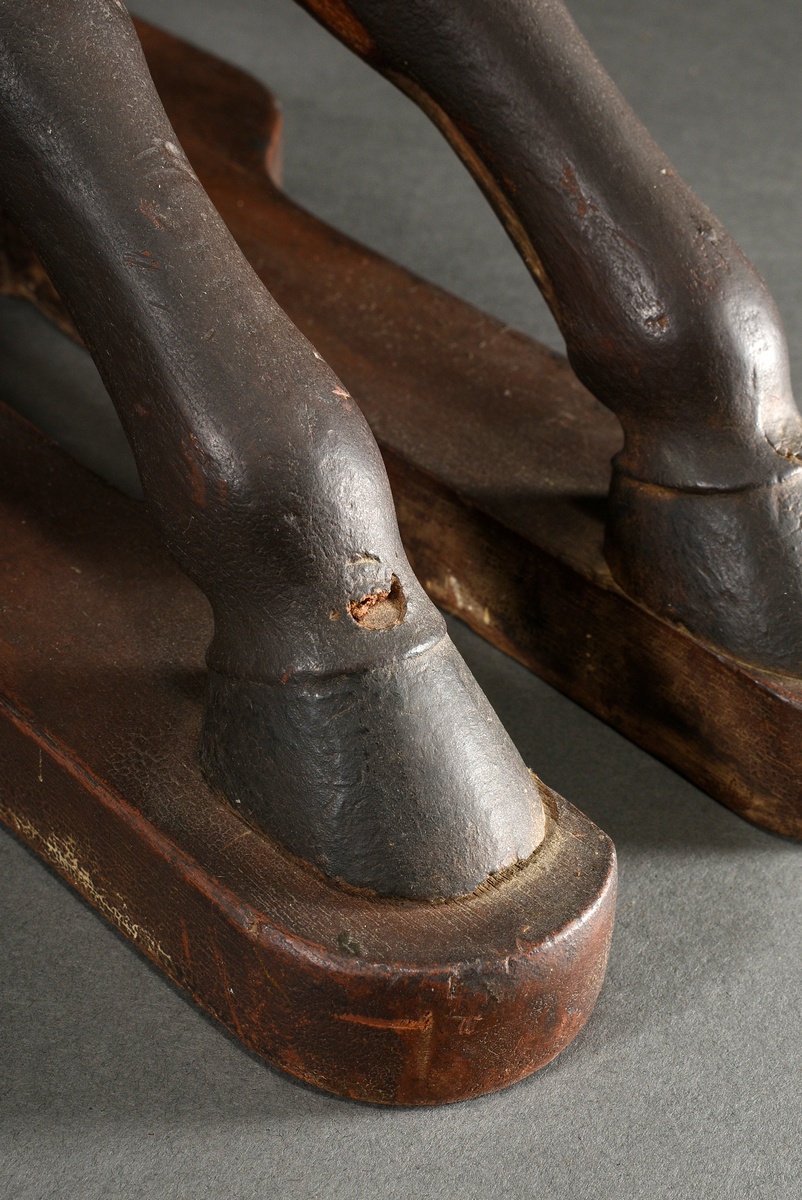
[[299, 0, 802, 673], [0, 0, 546, 898]]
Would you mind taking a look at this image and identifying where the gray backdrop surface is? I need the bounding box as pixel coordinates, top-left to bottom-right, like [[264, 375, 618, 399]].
[[1, 1, 800, 1197]]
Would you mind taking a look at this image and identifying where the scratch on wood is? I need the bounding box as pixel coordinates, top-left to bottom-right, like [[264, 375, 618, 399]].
[[442, 572, 493, 629], [221, 828, 253, 853], [335, 1011, 433, 1032], [212, 934, 244, 1041], [0, 802, 173, 967], [255, 955, 291, 1004], [336, 1008, 436, 1075], [451, 1013, 483, 1035], [415, 1011, 435, 1079], [180, 918, 192, 974], [139, 197, 164, 228]]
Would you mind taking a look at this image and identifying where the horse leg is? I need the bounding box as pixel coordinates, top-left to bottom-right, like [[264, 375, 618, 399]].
[[298, 0, 802, 673], [0, 0, 546, 898]]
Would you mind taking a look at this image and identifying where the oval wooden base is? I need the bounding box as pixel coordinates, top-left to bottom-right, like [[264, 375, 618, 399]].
[[0, 403, 616, 1105]]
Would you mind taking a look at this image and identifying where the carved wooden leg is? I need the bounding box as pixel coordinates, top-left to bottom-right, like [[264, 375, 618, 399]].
[[0, 2, 617, 1101], [0, 0, 555, 901], [298, 0, 802, 675]]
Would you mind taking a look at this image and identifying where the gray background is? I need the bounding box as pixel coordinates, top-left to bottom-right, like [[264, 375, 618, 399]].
[[1, 1, 801, 1197]]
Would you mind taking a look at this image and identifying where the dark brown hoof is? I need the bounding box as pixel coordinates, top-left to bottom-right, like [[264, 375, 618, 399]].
[[606, 466, 802, 676], [201, 630, 546, 900]]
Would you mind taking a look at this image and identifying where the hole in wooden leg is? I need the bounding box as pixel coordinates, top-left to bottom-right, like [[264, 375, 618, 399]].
[[348, 575, 407, 630]]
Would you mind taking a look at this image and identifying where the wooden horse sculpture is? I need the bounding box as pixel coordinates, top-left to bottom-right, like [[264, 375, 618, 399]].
[[0, 0, 796, 1102]]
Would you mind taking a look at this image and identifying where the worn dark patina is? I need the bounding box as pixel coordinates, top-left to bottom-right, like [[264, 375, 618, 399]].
[[0, 0, 548, 901], [4, 16, 798, 837], [299, 0, 802, 677]]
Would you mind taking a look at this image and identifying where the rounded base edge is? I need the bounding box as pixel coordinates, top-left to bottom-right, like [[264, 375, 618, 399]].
[[203, 787, 617, 1106]]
